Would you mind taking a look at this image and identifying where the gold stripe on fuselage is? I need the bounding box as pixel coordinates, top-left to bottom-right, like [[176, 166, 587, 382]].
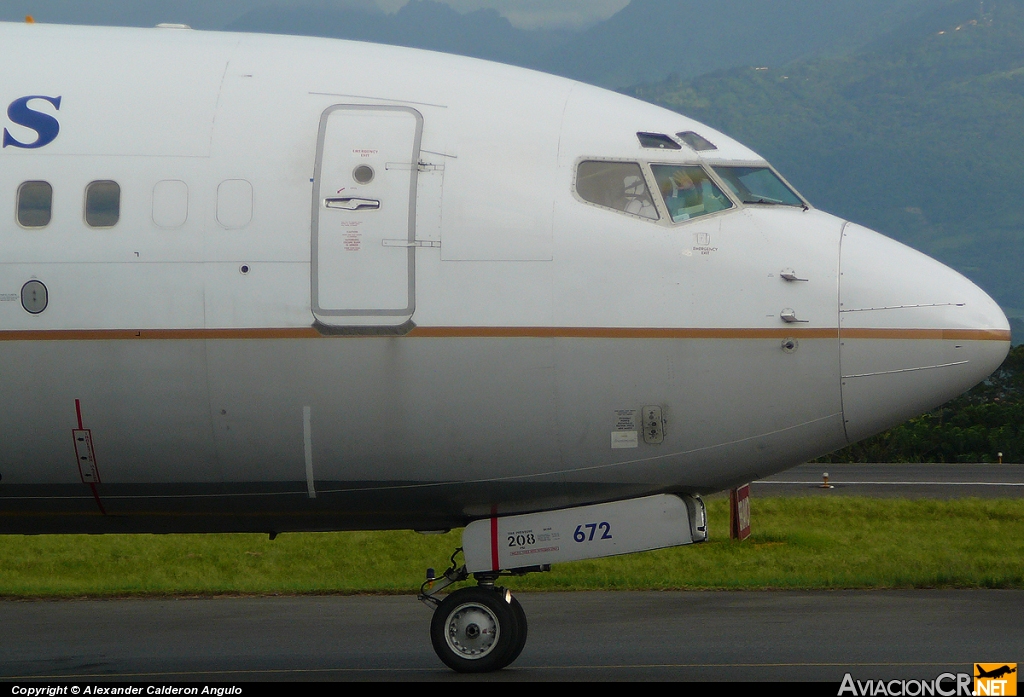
[[839, 328, 1010, 341]]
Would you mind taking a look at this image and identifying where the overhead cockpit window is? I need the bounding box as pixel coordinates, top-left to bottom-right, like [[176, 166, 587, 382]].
[[17, 181, 53, 228], [637, 132, 682, 150], [712, 166, 804, 207], [85, 181, 121, 227], [677, 131, 717, 152], [650, 164, 732, 223], [575, 161, 659, 221]]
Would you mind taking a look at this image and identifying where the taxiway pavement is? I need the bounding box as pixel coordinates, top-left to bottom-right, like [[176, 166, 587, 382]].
[[1, 591, 1020, 682]]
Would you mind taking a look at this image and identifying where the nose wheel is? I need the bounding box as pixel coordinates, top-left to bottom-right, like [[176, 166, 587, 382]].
[[429, 586, 526, 672]]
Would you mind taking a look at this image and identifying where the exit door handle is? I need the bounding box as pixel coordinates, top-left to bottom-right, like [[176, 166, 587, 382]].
[[324, 197, 380, 211]]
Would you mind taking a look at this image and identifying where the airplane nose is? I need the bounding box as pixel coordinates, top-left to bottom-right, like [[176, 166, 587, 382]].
[[838, 223, 1010, 443]]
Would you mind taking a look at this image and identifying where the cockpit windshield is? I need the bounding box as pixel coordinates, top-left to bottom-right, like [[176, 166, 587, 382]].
[[650, 164, 732, 223], [712, 166, 804, 207], [575, 161, 660, 220]]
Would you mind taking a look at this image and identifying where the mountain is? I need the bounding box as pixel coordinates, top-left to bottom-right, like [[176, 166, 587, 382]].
[[627, 0, 1024, 316], [224, 1, 572, 65], [539, 0, 953, 87], [222, 0, 978, 89]]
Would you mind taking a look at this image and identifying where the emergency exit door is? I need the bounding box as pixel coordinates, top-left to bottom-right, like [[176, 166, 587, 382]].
[[312, 105, 423, 328]]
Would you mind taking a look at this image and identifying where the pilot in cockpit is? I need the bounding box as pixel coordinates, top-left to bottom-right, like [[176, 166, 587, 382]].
[[659, 169, 703, 221]]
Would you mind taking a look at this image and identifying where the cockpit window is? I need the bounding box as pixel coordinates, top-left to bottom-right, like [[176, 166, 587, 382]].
[[712, 166, 804, 207], [575, 161, 659, 220], [677, 131, 717, 152], [650, 164, 732, 223], [636, 132, 681, 150]]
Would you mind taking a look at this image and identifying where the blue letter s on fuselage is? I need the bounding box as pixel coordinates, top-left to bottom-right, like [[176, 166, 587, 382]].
[[3, 95, 62, 149]]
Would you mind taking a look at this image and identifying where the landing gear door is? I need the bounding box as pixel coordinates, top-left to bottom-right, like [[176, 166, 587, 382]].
[[312, 105, 423, 330]]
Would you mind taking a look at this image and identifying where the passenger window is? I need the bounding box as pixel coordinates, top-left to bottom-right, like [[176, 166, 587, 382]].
[[85, 181, 120, 228], [575, 161, 659, 221], [217, 179, 253, 229], [650, 165, 733, 223], [152, 180, 189, 228], [17, 181, 53, 228]]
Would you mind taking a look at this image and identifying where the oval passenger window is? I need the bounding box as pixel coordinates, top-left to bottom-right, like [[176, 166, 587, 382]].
[[217, 179, 254, 229], [17, 181, 53, 228], [85, 181, 121, 228], [152, 180, 189, 228]]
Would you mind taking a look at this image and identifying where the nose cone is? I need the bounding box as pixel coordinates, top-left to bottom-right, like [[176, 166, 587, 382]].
[[839, 223, 1010, 443]]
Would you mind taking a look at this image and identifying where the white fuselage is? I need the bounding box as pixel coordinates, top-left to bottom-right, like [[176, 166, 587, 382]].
[[0, 23, 1009, 534]]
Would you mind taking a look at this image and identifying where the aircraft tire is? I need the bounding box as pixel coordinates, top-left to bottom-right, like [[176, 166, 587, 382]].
[[506, 594, 528, 666], [430, 586, 520, 673]]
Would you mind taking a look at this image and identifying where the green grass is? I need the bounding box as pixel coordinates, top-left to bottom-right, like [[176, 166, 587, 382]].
[[0, 498, 1021, 597]]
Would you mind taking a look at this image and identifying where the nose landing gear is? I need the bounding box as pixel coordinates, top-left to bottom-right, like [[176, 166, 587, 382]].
[[419, 549, 536, 672]]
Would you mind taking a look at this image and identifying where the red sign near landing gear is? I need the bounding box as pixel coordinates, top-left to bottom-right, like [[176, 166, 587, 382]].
[[730, 484, 751, 540]]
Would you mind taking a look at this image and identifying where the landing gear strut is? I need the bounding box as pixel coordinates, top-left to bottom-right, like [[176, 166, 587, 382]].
[[419, 549, 539, 672]]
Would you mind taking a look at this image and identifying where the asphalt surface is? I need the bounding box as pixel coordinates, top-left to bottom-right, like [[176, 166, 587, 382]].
[[752, 463, 1024, 498], [1, 591, 1021, 682]]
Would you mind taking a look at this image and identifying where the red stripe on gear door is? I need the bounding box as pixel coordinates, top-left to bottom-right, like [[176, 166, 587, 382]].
[[490, 515, 499, 571]]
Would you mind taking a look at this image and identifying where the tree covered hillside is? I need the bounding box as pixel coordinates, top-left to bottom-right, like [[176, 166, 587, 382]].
[[629, 0, 1024, 315]]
